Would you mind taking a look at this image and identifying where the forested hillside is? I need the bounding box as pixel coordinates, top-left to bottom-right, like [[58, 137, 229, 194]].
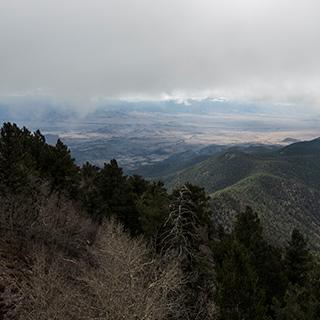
[[0, 123, 319, 319], [165, 141, 320, 248]]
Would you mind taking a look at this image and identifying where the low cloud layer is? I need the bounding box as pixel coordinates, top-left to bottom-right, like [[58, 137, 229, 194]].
[[1, 0, 320, 106]]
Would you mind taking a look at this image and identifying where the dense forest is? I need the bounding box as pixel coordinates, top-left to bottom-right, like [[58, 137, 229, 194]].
[[0, 122, 319, 320]]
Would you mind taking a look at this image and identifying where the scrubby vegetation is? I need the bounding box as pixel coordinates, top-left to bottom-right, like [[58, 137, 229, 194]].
[[166, 146, 320, 248], [0, 123, 319, 319]]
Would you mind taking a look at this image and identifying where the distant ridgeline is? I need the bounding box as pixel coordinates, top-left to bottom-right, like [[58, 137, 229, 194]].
[[0, 122, 319, 320], [160, 137, 320, 249]]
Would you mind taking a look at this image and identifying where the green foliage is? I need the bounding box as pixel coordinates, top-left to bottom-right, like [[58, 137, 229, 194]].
[[213, 207, 320, 320], [48, 139, 80, 196], [93, 159, 141, 234], [213, 207, 286, 320], [80, 160, 170, 237], [215, 239, 268, 320], [284, 229, 312, 286], [273, 231, 319, 319], [235, 207, 286, 303], [274, 283, 320, 320], [0, 123, 36, 192], [80, 161, 102, 219], [135, 181, 169, 239], [0, 123, 80, 197]]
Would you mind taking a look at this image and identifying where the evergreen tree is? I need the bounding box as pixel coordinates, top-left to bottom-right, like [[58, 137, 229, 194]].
[[26, 129, 46, 172], [127, 174, 150, 197], [274, 230, 317, 320], [46, 139, 80, 197], [96, 159, 141, 234], [215, 239, 268, 320], [284, 229, 311, 286], [213, 207, 286, 319], [80, 162, 102, 221], [0, 123, 35, 193], [274, 261, 320, 320], [234, 207, 286, 306], [136, 180, 169, 239]]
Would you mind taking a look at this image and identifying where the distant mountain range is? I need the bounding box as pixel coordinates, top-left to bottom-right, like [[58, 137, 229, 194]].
[[143, 138, 320, 249], [1, 97, 320, 170]]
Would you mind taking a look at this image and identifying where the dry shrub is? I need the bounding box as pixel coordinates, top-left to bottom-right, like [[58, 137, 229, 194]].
[[0, 189, 96, 257], [9, 222, 184, 320], [0, 196, 183, 320], [85, 220, 184, 320], [30, 193, 96, 256], [0, 240, 32, 320], [0, 188, 96, 320], [13, 246, 92, 320]]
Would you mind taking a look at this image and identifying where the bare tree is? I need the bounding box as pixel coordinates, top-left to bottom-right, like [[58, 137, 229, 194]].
[[85, 220, 184, 320], [0, 196, 184, 320]]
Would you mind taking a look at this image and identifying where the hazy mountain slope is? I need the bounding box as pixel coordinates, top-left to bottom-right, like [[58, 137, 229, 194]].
[[134, 144, 280, 181], [279, 137, 320, 156], [129, 151, 211, 177], [129, 145, 227, 177], [211, 173, 320, 248], [164, 139, 320, 248], [164, 151, 257, 191], [165, 145, 320, 193]]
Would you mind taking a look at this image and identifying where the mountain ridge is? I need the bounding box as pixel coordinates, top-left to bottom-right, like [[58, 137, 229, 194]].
[[159, 139, 320, 248]]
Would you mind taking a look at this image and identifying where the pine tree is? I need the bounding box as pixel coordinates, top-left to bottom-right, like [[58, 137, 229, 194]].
[[234, 207, 286, 306], [47, 139, 80, 197], [96, 159, 141, 234], [28, 129, 47, 172], [215, 239, 268, 320], [0, 123, 35, 193], [80, 162, 102, 221], [127, 174, 150, 197], [213, 207, 285, 319], [135, 180, 169, 239], [284, 229, 311, 286], [274, 262, 320, 320], [273, 229, 316, 319]]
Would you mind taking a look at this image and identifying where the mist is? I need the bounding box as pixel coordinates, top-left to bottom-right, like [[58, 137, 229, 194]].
[[1, 0, 320, 108]]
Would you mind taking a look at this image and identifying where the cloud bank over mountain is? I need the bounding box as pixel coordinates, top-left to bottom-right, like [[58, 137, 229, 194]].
[[1, 0, 320, 107]]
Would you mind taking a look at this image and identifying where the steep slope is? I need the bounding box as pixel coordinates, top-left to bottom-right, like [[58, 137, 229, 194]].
[[164, 140, 320, 248], [132, 144, 279, 179], [129, 150, 213, 178], [164, 151, 258, 192], [279, 137, 320, 156], [211, 173, 320, 248]]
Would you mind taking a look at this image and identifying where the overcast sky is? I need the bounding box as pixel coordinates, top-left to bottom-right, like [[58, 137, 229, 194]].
[[1, 0, 320, 105]]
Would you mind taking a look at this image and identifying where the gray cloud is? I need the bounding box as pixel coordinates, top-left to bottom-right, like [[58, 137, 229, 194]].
[[1, 0, 320, 105]]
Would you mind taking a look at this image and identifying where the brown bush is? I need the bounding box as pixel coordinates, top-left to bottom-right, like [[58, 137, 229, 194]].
[[85, 220, 184, 320], [13, 246, 92, 320], [0, 191, 183, 320], [0, 189, 96, 257]]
